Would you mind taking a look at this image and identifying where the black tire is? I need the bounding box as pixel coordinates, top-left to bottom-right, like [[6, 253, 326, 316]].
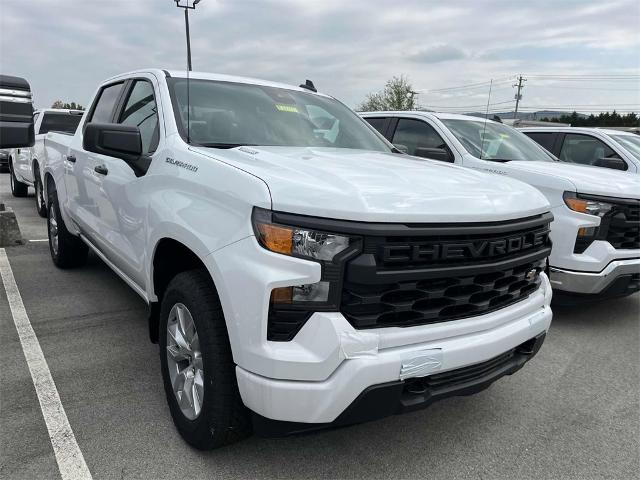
[[47, 187, 88, 268], [159, 270, 251, 450], [9, 162, 28, 197], [34, 167, 47, 218]]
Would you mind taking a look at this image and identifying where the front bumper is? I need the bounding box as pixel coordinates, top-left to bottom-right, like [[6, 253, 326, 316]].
[[235, 275, 552, 427], [252, 333, 546, 436], [209, 235, 552, 429], [549, 258, 640, 297]]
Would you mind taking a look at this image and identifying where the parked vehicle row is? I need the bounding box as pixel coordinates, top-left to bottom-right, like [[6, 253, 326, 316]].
[[361, 112, 640, 304], [1, 69, 638, 451], [520, 126, 640, 173]]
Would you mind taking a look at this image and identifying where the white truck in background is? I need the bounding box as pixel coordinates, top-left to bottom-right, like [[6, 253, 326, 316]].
[[361, 112, 640, 303], [520, 127, 640, 174], [38, 69, 555, 449], [9, 108, 83, 216]]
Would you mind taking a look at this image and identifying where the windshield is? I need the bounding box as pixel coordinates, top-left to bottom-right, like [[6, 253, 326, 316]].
[[39, 113, 83, 134], [611, 134, 640, 160], [167, 78, 391, 152], [441, 118, 554, 162]]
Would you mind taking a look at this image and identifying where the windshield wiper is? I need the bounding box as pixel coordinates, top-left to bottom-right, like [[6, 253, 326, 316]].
[[197, 142, 258, 149], [485, 158, 512, 162]]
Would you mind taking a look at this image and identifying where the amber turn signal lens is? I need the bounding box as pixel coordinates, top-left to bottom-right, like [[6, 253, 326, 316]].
[[564, 197, 589, 213], [257, 223, 293, 255], [271, 287, 293, 304]]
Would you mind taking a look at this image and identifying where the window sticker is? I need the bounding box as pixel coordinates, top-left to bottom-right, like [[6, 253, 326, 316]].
[[275, 104, 299, 113]]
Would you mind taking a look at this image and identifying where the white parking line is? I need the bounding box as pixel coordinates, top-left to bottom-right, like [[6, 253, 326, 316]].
[[0, 248, 92, 480], [29, 239, 49, 242]]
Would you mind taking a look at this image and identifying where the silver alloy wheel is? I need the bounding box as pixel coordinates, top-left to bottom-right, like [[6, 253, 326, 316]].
[[49, 204, 59, 256], [166, 303, 204, 420]]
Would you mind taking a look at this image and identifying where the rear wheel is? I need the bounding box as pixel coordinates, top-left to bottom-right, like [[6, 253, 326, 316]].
[[159, 270, 251, 449], [34, 168, 47, 217], [9, 163, 28, 197], [47, 188, 88, 268]]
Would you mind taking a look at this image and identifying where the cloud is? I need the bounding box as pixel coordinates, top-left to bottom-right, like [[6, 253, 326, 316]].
[[410, 45, 466, 64], [0, 0, 638, 113]]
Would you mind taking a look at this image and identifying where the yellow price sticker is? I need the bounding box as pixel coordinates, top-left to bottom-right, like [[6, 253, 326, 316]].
[[276, 104, 298, 113]]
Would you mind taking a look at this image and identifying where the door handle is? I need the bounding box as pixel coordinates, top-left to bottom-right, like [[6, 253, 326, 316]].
[[94, 165, 108, 175], [67, 155, 76, 163]]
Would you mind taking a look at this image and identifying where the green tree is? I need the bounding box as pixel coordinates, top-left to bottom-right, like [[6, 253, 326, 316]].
[[539, 111, 639, 127], [51, 100, 85, 111], [357, 76, 417, 112]]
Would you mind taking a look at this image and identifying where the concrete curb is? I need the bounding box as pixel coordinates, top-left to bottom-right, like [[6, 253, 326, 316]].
[[0, 203, 24, 246]]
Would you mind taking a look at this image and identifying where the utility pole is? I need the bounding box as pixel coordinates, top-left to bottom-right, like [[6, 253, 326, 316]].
[[513, 75, 526, 119]]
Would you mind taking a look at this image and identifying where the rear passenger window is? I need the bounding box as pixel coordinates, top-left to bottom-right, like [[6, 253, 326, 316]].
[[118, 80, 159, 154], [559, 133, 619, 166], [39, 113, 82, 135], [89, 82, 124, 124], [392, 118, 447, 157], [524, 132, 555, 153], [364, 117, 387, 135]]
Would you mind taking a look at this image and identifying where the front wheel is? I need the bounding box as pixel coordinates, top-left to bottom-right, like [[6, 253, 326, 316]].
[[159, 270, 251, 449]]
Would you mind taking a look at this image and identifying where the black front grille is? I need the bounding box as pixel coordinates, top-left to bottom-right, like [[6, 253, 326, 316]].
[[606, 203, 640, 250], [342, 260, 544, 328], [573, 200, 640, 253], [340, 213, 552, 330]]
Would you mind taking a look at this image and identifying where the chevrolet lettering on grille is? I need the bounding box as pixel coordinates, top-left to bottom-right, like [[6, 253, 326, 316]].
[[382, 229, 550, 263]]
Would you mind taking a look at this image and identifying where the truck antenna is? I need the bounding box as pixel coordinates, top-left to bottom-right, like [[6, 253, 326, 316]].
[[479, 79, 493, 160]]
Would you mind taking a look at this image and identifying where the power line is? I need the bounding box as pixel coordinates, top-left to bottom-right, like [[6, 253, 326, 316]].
[[424, 77, 514, 93], [423, 99, 515, 109]]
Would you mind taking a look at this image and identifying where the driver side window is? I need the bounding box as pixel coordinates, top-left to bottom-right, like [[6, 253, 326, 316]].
[[559, 133, 619, 166], [118, 80, 159, 155], [392, 118, 448, 159]]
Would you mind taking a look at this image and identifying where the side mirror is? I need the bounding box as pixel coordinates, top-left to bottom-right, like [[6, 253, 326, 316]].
[[83, 123, 150, 176], [593, 156, 627, 171], [393, 143, 409, 154], [414, 146, 453, 162], [0, 75, 35, 149]]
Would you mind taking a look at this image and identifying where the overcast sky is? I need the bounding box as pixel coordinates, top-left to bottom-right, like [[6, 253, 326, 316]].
[[1, 0, 638, 113]]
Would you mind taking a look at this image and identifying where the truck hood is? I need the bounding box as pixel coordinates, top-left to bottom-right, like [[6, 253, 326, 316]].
[[193, 146, 550, 222], [505, 161, 640, 199]]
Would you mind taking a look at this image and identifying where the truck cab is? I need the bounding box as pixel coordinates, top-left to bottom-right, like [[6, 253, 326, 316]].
[[361, 111, 640, 303], [520, 126, 640, 174]]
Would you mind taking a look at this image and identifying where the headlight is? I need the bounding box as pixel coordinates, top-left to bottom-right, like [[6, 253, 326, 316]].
[[254, 220, 351, 262], [252, 207, 360, 308], [563, 191, 613, 217]]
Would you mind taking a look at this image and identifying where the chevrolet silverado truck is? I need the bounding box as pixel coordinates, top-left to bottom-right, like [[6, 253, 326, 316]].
[[9, 108, 83, 216], [42, 69, 553, 449], [520, 126, 640, 174], [362, 112, 640, 303]]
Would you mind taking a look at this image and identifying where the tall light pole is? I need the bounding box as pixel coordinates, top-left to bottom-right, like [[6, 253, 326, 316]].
[[174, 0, 203, 71]]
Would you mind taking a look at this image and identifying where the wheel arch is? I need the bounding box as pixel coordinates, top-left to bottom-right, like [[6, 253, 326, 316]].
[[148, 237, 221, 344]]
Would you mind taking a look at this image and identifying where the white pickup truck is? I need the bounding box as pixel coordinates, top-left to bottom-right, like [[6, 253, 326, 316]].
[[361, 112, 640, 303], [520, 127, 640, 174], [9, 108, 83, 216], [41, 69, 554, 449]]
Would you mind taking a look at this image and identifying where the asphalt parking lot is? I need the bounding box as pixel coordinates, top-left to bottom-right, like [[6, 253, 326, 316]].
[[0, 173, 638, 480]]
